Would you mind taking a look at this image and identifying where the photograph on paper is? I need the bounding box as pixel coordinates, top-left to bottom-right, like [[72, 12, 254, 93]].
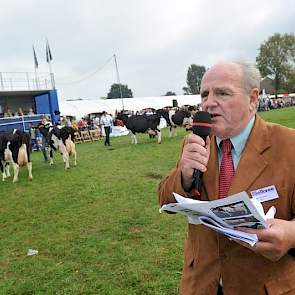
[[222, 215, 261, 228], [210, 201, 251, 218]]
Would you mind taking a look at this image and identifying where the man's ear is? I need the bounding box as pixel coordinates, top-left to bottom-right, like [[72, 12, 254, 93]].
[[249, 88, 259, 112]]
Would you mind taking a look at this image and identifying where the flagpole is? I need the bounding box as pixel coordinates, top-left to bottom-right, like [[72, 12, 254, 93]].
[[49, 61, 56, 89], [113, 54, 124, 110], [46, 38, 56, 89], [34, 66, 38, 89], [32, 45, 39, 89]]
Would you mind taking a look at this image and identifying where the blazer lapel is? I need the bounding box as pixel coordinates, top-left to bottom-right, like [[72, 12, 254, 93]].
[[229, 115, 271, 196]]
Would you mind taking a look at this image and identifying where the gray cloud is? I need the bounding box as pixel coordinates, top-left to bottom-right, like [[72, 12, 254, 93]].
[[1, 0, 294, 99]]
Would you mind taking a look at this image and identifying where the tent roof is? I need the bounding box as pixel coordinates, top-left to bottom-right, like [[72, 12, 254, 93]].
[[59, 95, 201, 119]]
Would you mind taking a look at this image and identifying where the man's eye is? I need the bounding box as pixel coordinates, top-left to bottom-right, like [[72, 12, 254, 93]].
[[201, 92, 208, 100]]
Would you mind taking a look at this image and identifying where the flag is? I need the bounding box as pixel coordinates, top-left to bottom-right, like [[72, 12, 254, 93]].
[[33, 45, 38, 69], [46, 39, 53, 63]]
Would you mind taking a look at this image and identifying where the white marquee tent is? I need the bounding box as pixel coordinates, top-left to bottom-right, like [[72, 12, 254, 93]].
[[58, 95, 201, 119]]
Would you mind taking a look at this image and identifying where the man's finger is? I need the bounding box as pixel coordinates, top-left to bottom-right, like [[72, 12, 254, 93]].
[[187, 134, 206, 146], [237, 226, 274, 243]]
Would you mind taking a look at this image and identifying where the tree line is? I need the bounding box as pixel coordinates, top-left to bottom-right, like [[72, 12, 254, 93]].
[[107, 33, 295, 99]]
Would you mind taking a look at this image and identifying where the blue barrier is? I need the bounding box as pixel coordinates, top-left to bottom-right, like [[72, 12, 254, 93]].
[[0, 114, 51, 132]]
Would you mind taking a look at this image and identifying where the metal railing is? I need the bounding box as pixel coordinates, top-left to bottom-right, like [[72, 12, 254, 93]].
[[0, 114, 51, 132], [0, 72, 55, 91]]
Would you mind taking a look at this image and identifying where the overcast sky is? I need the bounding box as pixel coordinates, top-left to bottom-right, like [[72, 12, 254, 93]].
[[1, 0, 294, 100]]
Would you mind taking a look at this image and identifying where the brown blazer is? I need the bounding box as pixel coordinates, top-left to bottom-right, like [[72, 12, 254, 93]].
[[159, 115, 295, 295]]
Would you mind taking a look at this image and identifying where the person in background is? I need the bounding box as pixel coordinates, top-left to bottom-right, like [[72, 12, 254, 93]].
[[71, 119, 78, 130], [93, 116, 101, 129], [38, 116, 51, 162], [65, 117, 72, 128], [4, 108, 13, 117], [18, 107, 24, 116], [27, 108, 35, 115], [100, 111, 113, 146], [28, 122, 38, 151], [158, 61, 295, 295], [77, 118, 86, 130]]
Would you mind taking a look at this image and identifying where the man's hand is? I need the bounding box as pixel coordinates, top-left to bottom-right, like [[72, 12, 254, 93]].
[[235, 218, 295, 261], [180, 134, 210, 191]]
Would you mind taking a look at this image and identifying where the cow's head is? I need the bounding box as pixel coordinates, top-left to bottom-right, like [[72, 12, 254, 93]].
[[156, 109, 171, 126], [116, 112, 128, 124]]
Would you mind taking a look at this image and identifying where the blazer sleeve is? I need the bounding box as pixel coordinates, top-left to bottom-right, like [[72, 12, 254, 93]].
[[158, 136, 191, 207]]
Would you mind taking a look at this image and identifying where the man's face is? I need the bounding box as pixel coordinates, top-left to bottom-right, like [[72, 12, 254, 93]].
[[200, 63, 258, 139]]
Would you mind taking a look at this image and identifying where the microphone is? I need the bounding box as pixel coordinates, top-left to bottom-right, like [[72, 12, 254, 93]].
[[191, 111, 212, 197]]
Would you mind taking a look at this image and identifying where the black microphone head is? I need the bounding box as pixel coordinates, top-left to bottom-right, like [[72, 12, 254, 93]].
[[192, 111, 212, 140]]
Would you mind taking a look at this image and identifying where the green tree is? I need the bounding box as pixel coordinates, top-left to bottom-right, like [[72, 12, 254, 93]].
[[107, 83, 133, 99], [183, 64, 206, 94], [164, 91, 176, 96], [256, 33, 295, 96], [284, 69, 295, 93]]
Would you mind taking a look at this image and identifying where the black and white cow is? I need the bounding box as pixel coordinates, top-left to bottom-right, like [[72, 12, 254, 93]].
[[39, 126, 77, 169], [0, 130, 33, 182], [157, 108, 192, 137], [116, 112, 162, 144]]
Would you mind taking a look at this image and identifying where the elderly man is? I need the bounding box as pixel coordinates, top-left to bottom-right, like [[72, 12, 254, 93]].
[[159, 61, 295, 295]]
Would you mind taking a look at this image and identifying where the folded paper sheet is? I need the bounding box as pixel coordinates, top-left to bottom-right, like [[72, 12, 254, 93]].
[[160, 191, 276, 246]]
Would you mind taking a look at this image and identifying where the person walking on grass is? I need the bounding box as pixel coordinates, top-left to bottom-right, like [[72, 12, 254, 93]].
[[100, 111, 113, 146]]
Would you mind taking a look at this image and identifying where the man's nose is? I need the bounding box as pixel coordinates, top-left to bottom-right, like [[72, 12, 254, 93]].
[[202, 93, 217, 109]]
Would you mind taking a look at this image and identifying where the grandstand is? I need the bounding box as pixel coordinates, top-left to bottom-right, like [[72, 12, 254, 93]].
[[0, 72, 60, 131]]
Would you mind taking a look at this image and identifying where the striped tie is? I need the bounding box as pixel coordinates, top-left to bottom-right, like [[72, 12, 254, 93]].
[[218, 139, 234, 198]]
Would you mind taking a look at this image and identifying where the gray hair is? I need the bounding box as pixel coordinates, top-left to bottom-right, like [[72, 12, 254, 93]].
[[235, 61, 261, 94]]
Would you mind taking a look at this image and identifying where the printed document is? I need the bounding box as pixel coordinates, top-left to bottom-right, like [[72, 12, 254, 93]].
[[160, 191, 276, 246]]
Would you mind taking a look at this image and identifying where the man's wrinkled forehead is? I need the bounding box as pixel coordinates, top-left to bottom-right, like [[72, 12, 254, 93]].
[[201, 63, 243, 89]]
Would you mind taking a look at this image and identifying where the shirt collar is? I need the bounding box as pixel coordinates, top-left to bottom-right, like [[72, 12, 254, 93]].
[[216, 116, 255, 156]]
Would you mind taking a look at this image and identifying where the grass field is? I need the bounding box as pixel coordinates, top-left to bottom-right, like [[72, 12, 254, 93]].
[[1, 106, 294, 295]]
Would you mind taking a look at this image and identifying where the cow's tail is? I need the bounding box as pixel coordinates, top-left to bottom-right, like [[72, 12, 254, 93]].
[[18, 144, 28, 167]]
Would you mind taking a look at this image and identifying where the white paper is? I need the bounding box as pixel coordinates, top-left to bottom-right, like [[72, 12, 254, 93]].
[[160, 191, 276, 246]]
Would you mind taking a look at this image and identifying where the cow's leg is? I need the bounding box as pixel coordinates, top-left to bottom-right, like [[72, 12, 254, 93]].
[[157, 129, 162, 144], [131, 132, 137, 144], [169, 126, 172, 137], [25, 143, 33, 180], [72, 143, 77, 166], [63, 152, 70, 169], [12, 162, 19, 183], [173, 126, 177, 137], [73, 150, 77, 166], [27, 162, 33, 180], [59, 144, 70, 169], [0, 162, 5, 181], [49, 149, 54, 165], [11, 148, 19, 182], [5, 162, 10, 178]]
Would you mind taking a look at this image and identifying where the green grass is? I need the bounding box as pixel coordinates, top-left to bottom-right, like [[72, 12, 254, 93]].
[[259, 106, 295, 128], [0, 106, 294, 294]]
